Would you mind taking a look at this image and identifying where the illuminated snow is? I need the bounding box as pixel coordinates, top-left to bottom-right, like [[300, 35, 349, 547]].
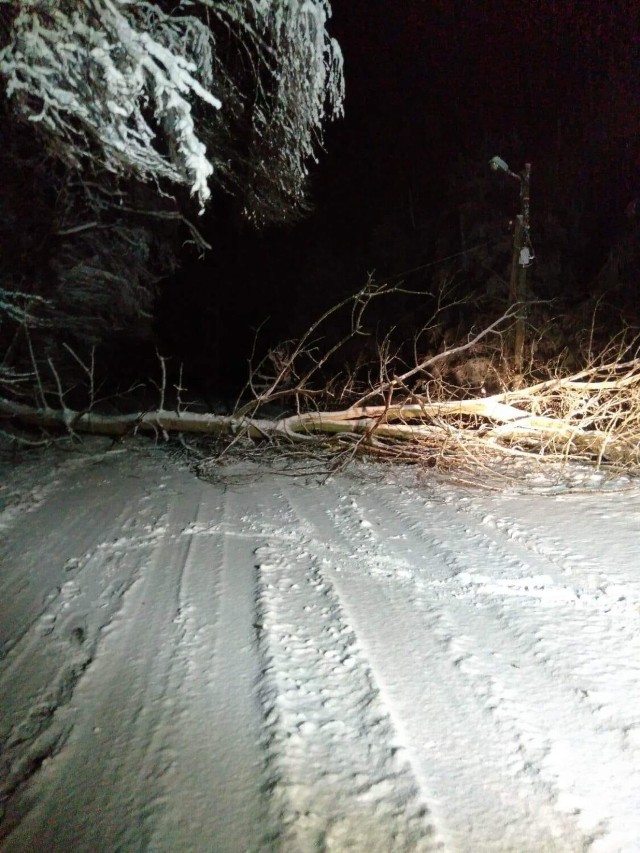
[[1, 439, 640, 851]]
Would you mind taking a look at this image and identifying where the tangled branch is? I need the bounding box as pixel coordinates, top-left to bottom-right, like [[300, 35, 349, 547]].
[[3, 282, 640, 482]]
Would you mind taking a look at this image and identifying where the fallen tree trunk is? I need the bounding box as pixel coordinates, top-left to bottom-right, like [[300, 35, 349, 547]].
[[2, 390, 639, 468], [0, 394, 570, 438]]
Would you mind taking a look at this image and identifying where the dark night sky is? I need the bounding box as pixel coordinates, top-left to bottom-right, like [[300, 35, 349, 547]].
[[156, 0, 640, 393]]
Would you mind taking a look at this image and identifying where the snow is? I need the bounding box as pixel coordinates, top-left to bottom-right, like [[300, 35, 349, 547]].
[[2, 439, 640, 851]]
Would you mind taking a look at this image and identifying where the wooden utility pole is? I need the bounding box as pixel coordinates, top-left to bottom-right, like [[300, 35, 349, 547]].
[[509, 163, 530, 376]]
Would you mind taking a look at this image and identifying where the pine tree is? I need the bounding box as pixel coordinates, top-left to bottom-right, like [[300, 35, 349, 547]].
[[0, 0, 344, 216], [0, 0, 344, 375]]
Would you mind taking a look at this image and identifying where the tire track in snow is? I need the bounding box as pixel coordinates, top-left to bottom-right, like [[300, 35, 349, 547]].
[[0, 450, 162, 655], [437, 489, 640, 737], [441, 491, 640, 850], [3, 464, 271, 853], [0, 453, 171, 837], [310, 479, 640, 850], [0, 446, 115, 538], [0, 471, 202, 850], [146, 483, 270, 853], [278, 479, 592, 851], [254, 483, 440, 852]]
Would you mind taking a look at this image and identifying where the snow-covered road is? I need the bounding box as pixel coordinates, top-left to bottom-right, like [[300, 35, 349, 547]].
[[2, 441, 640, 852]]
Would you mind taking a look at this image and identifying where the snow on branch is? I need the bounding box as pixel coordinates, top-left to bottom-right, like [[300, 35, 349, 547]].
[[0, 0, 221, 208], [197, 0, 345, 221], [0, 288, 44, 325], [0, 1, 345, 219]]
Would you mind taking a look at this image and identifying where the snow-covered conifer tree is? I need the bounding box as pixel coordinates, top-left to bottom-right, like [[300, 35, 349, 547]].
[[0, 0, 344, 377], [0, 0, 344, 216]]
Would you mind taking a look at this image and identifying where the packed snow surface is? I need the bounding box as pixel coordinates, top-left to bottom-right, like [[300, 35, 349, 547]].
[[2, 440, 640, 852]]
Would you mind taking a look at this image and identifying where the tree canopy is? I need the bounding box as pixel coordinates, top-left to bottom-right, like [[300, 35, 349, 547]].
[[0, 0, 344, 216], [0, 0, 344, 368]]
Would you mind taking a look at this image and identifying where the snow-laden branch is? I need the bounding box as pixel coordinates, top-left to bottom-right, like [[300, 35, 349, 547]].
[[211, 0, 344, 220], [0, 1, 345, 218], [0, 0, 220, 208]]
